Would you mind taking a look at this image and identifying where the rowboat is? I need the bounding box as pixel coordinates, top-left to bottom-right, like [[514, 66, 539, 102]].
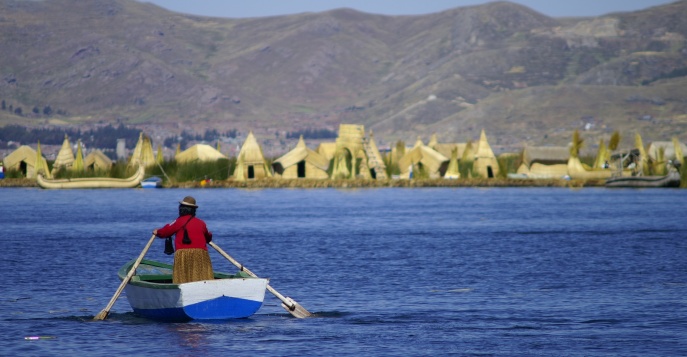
[[37, 165, 145, 189], [140, 176, 163, 188], [118, 259, 268, 321]]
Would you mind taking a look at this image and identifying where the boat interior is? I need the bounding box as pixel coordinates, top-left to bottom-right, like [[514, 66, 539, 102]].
[[132, 270, 253, 284]]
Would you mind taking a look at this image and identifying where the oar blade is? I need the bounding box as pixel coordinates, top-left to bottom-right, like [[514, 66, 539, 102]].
[[93, 310, 109, 321], [281, 297, 312, 318]]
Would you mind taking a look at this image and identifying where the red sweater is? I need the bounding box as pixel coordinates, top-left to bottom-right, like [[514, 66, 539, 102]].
[[155, 215, 212, 250]]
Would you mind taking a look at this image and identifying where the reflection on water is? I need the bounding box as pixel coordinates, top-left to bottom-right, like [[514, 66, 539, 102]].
[[169, 323, 210, 350]]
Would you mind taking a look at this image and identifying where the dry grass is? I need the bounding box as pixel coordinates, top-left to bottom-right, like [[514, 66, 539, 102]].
[[0, 178, 37, 187], [174, 177, 600, 189]]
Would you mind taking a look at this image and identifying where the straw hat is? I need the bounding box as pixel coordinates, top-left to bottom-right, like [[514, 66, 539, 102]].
[[179, 196, 198, 208]]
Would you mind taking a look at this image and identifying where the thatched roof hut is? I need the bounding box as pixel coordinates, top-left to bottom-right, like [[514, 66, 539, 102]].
[[316, 142, 337, 161], [647, 140, 687, 162], [433, 143, 468, 159], [444, 147, 460, 179], [331, 124, 367, 179], [176, 144, 228, 163], [233, 131, 272, 180], [398, 138, 449, 179], [272, 136, 329, 179], [428, 134, 438, 149], [73, 141, 84, 172], [473, 130, 499, 178], [84, 150, 113, 172], [129, 132, 155, 167], [2, 144, 52, 179], [364, 130, 387, 179], [156, 144, 164, 164], [51, 135, 74, 174], [328, 124, 387, 179]]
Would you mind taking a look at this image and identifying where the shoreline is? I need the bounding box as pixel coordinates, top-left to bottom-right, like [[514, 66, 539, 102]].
[[0, 177, 604, 189]]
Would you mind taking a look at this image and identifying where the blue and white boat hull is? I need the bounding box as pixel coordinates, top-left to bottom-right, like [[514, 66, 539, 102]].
[[119, 259, 268, 321]]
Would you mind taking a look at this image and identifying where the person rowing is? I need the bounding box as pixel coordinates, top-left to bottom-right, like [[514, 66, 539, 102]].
[[153, 196, 214, 284]]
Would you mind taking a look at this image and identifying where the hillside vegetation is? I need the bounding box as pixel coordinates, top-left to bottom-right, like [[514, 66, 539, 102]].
[[1, 0, 686, 149]]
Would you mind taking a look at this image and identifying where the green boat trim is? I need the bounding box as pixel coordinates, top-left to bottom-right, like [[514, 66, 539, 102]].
[[117, 259, 256, 290]]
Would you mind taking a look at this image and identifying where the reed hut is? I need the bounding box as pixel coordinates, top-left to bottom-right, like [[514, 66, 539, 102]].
[[429, 134, 477, 179], [129, 132, 155, 168], [433, 143, 468, 160], [316, 142, 337, 161], [272, 136, 329, 179], [365, 131, 387, 179], [398, 137, 449, 179], [35, 142, 51, 179], [330, 124, 386, 179], [176, 144, 228, 163], [428, 134, 438, 149], [73, 140, 84, 172], [84, 150, 113, 172], [647, 140, 687, 163], [232, 131, 272, 180], [473, 130, 500, 178], [156, 144, 164, 163], [2, 144, 52, 179], [444, 147, 460, 179], [331, 124, 366, 179], [51, 135, 74, 175]]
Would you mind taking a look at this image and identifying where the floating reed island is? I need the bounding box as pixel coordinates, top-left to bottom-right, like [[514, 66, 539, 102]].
[[2, 124, 685, 189], [0, 176, 600, 189]]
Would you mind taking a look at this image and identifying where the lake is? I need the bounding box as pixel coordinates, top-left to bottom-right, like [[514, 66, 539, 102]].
[[1, 187, 686, 356]]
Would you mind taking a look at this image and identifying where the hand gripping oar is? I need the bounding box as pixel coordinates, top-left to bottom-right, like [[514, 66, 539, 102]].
[[209, 242, 312, 318], [93, 234, 157, 321]]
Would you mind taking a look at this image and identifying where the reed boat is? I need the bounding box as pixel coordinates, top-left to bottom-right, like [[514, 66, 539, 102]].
[[118, 259, 268, 321], [605, 171, 681, 188], [37, 165, 144, 189], [567, 157, 631, 180]]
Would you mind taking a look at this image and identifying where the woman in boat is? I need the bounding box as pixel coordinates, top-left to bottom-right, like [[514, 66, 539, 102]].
[[153, 196, 214, 284]]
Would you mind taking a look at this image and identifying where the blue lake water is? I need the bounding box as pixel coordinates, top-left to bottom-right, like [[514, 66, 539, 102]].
[[1, 187, 686, 356]]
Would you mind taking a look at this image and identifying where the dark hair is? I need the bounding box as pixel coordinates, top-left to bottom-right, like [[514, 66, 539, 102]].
[[179, 205, 196, 217]]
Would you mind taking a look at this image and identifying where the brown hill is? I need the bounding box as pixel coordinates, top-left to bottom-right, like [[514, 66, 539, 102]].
[[0, 0, 686, 150]]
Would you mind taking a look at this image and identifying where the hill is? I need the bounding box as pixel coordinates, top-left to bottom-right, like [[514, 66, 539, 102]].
[[0, 0, 686, 151]]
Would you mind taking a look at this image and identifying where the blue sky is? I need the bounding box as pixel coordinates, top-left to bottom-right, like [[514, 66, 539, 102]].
[[140, 0, 676, 18]]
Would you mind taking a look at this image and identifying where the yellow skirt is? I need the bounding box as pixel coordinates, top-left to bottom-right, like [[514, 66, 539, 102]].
[[173, 248, 214, 284]]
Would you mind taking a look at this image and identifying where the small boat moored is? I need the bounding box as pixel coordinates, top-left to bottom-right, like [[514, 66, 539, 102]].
[[118, 259, 268, 321], [141, 176, 163, 188], [605, 171, 681, 188], [37, 165, 145, 189]]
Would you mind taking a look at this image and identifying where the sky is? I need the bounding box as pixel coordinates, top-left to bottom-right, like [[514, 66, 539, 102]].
[[140, 0, 677, 19]]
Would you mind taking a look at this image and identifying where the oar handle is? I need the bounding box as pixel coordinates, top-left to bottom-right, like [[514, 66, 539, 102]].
[[94, 233, 157, 321], [208, 242, 293, 308]]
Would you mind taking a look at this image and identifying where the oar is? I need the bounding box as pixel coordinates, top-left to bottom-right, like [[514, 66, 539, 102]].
[[209, 242, 312, 318], [93, 233, 157, 321]]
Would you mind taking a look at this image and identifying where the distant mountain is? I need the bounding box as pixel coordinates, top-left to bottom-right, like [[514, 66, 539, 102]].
[[1, 0, 686, 150]]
